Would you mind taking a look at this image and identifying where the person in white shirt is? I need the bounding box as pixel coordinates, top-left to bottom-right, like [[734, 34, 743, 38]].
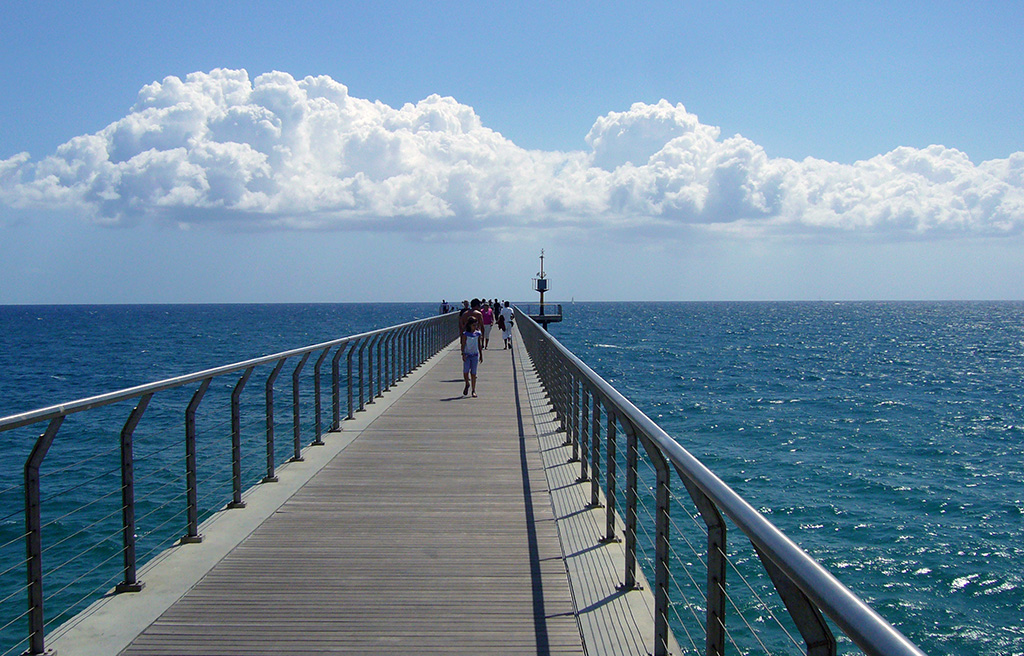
[[499, 302, 515, 350]]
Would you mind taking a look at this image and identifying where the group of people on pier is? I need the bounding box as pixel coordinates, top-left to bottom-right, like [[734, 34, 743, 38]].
[[450, 298, 514, 397]]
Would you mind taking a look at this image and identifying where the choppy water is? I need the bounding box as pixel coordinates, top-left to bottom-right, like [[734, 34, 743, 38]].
[[1, 301, 1023, 654]]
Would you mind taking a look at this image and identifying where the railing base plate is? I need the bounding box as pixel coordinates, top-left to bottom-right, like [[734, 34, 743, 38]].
[[115, 581, 145, 594]]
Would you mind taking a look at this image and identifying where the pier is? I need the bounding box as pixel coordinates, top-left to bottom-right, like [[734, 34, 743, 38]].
[[54, 331, 596, 654], [0, 312, 928, 656]]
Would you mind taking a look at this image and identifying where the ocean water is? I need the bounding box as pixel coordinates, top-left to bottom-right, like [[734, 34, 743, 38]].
[[1, 301, 1023, 654], [554, 301, 1024, 655]]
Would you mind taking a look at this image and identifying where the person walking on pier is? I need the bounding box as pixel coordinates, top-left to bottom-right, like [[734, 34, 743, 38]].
[[461, 316, 483, 397], [481, 301, 494, 349], [459, 298, 484, 334], [499, 301, 515, 349]]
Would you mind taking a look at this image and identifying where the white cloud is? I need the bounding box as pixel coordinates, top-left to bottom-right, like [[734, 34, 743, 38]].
[[1, 69, 1022, 239]]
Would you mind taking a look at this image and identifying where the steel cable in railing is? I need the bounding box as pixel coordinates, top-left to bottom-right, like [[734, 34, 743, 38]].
[[0, 607, 30, 652], [37, 468, 120, 509], [40, 503, 123, 560], [0, 481, 23, 498], [44, 563, 124, 631], [665, 569, 708, 655], [40, 487, 123, 544], [41, 505, 124, 559], [44, 520, 123, 579], [717, 574, 804, 656], [134, 485, 187, 527], [132, 459, 186, 491], [659, 494, 809, 654], [0, 509, 22, 526], [45, 540, 124, 602], [721, 543, 808, 654], [135, 512, 189, 564], [0, 533, 29, 557], [195, 457, 234, 488], [0, 582, 29, 610]]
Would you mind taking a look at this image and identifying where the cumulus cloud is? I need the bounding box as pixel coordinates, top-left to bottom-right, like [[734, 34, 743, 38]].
[[1, 68, 1022, 239]]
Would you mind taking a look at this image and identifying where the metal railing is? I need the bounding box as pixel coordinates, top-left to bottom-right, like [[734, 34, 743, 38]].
[[515, 303, 563, 324], [0, 312, 458, 656], [516, 310, 927, 656]]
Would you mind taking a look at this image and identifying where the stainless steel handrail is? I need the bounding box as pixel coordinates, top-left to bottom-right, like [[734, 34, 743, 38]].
[[2, 312, 459, 656], [515, 309, 928, 656]]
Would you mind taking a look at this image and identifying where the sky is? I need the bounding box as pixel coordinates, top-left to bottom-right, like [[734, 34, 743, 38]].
[[1, 1, 1022, 303]]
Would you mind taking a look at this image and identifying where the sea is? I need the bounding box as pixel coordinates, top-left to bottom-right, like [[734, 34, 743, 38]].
[[1, 301, 1023, 655]]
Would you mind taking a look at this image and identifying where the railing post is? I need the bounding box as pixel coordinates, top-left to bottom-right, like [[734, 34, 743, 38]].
[[291, 352, 310, 461], [312, 346, 331, 445], [332, 342, 348, 429], [229, 366, 254, 508], [347, 339, 357, 420], [621, 418, 640, 591], [402, 324, 412, 378], [375, 332, 384, 397], [556, 357, 569, 433], [754, 545, 837, 656], [382, 331, 393, 393], [568, 377, 580, 461], [578, 385, 590, 482], [603, 407, 620, 544], [589, 390, 602, 508], [404, 324, 413, 374], [357, 338, 368, 412], [117, 393, 152, 594], [370, 335, 382, 401], [411, 323, 419, 368], [183, 378, 212, 544], [24, 416, 64, 656], [677, 468, 728, 656], [264, 359, 286, 483], [637, 431, 671, 656]]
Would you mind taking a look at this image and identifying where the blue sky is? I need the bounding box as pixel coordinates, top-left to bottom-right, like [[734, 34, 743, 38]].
[[1, 1, 1022, 303]]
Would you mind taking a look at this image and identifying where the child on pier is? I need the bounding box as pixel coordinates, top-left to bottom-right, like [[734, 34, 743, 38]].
[[461, 317, 483, 397]]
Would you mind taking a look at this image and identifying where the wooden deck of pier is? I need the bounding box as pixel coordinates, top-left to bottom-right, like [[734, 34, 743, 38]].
[[50, 329, 665, 656]]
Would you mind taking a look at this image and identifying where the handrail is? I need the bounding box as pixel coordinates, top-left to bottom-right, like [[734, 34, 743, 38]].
[[0, 314, 448, 434], [2, 311, 459, 655], [515, 308, 927, 656]]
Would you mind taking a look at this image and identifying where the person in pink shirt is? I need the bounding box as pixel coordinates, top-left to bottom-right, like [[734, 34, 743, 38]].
[[480, 302, 495, 350]]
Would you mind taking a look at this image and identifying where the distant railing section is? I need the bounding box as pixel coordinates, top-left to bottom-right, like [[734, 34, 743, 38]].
[[515, 303, 563, 325], [0, 312, 458, 656], [517, 313, 927, 656]]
